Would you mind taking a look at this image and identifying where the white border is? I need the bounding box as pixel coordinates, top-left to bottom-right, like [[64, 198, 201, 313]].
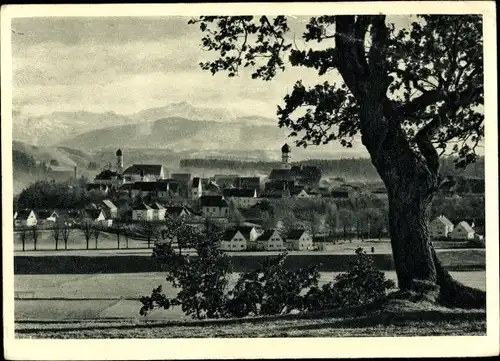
[[2, 2, 499, 359]]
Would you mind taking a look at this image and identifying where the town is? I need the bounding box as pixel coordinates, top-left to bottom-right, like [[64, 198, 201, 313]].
[[13, 144, 485, 253]]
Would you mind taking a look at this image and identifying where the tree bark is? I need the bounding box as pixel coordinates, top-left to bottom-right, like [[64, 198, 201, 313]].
[[362, 110, 485, 309]]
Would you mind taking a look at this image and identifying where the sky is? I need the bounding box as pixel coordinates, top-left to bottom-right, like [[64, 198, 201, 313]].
[[11, 15, 414, 118]]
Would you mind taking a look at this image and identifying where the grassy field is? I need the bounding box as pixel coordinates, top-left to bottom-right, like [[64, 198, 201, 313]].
[[14, 271, 486, 322], [15, 299, 486, 338]]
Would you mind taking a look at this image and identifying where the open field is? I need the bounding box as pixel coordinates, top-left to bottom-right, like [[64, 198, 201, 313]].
[[14, 271, 486, 322], [15, 299, 486, 338]]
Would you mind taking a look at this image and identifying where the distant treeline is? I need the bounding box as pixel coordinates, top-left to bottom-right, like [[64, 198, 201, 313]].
[[179, 156, 485, 179]]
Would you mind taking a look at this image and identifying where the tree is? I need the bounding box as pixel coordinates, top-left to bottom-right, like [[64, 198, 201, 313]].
[[61, 222, 72, 250], [142, 221, 161, 249], [190, 15, 485, 307], [81, 220, 93, 250], [228, 200, 244, 226], [31, 226, 39, 251], [325, 203, 339, 241], [18, 227, 29, 251], [303, 201, 321, 241], [338, 208, 355, 242], [114, 221, 122, 249], [51, 222, 62, 250], [92, 225, 101, 250]]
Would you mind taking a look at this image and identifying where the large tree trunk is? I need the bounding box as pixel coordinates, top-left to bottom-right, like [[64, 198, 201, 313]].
[[361, 110, 485, 309]]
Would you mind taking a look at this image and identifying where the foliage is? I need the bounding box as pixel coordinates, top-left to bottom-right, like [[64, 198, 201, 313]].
[[226, 253, 320, 317], [303, 248, 395, 311], [140, 217, 232, 319]]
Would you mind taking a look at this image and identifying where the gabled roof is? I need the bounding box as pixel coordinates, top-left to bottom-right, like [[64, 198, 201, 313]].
[[235, 226, 255, 240], [269, 168, 294, 181], [200, 195, 228, 207], [132, 202, 152, 211], [35, 210, 58, 219], [434, 215, 453, 227], [84, 209, 104, 220], [222, 229, 241, 241], [102, 199, 117, 210], [257, 229, 280, 241], [95, 169, 121, 180], [455, 221, 475, 233], [124, 164, 163, 176], [16, 209, 35, 220], [286, 229, 308, 240], [165, 206, 189, 217], [150, 202, 165, 210], [223, 188, 256, 198]]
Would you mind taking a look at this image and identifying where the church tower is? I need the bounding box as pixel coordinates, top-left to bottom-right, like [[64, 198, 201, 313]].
[[281, 143, 291, 169], [116, 148, 123, 174]]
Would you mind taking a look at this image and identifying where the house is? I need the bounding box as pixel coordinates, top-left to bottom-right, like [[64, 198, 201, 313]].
[[214, 174, 239, 189], [235, 177, 261, 193], [125, 181, 173, 198], [293, 189, 310, 199], [93, 169, 125, 187], [35, 210, 59, 223], [131, 203, 154, 221], [123, 164, 165, 182], [450, 221, 475, 240], [256, 229, 284, 251], [150, 202, 166, 221], [223, 188, 259, 208], [203, 181, 221, 196], [430, 215, 454, 238], [191, 177, 203, 199], [170, 173, 191, 197], [101, 199, 118, 219], [200, 195, 229, 218], [165, 206, 191, 219], [82, 209, 107, 224], [14, 209, 37, 227], [219, 229, 248, 251], [285, 229, 313, 251]]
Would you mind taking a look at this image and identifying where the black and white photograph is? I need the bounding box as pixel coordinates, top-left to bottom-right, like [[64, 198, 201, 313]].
[[2, 2, 498, 359]]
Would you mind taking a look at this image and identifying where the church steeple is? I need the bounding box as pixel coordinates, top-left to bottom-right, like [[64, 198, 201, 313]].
[[116, 148, 123, 174], [281, 143, 291, 169]]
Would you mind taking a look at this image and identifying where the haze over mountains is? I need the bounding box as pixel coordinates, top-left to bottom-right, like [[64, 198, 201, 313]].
[[13, 101, 368, 161]]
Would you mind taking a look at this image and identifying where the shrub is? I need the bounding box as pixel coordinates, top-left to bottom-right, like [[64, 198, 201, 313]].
[[304, 247, 395, 311], [225, 253, 320, 317]]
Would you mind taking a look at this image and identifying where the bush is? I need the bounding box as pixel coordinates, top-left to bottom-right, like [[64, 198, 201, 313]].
[[303, 247, 395, 311]]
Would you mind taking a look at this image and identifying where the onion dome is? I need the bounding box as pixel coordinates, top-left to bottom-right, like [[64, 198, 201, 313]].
[[116, 148, 122, 156], [281, 143, 291, 153]]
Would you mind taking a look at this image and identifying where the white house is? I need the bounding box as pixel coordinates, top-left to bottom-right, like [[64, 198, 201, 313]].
[[35, 210, 59, 223], [191, 177, 203, 200], [222, 188, 259, 208], [430, 215, 454, 238], [285, 229, 313, 251], [200, 195, 229, 218], [101, 199, 118, 219], [14, 209, 37, 227], [450, 221, 475, 240], [220, 229, 248, 251], [150, 202, 166, 221], [132, 203, 154, 221], [256, 229, 284, 251], [82, 209, 107, 224]]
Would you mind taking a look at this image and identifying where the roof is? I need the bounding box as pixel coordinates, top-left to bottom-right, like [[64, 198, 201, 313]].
[[84, 209, 104, 220], [235, 226, 255, 239], [123, 164, 163, 176], [16, 209, 35, 220], [269, 169, 294, 181], [171, 173, 191, 181], [132, 203, 152, 210], [281, 143, 291, 153], [131, 182, 170, 192], [286, 229, 307, 240], [192, 177, 201, 187], [102, 199, 117, 210], [456, 221, 475, 233], [257, 229, 280, 241], [116, 148, 122, 156], [222, 229, 241, 241], [223, 188, 256, 198], [95, 169, 121, 180], [35, 210, 58, 219], [165, 206, 189, 217], [200, 195, 228, 207], [86, 183, 109, 191], [150, 202, 165, 210], [434, 215, 453, 227]]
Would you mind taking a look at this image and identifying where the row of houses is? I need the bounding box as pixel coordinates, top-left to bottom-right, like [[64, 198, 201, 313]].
[[220, 226, 313, 252], [429, 215, 485, 240]]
